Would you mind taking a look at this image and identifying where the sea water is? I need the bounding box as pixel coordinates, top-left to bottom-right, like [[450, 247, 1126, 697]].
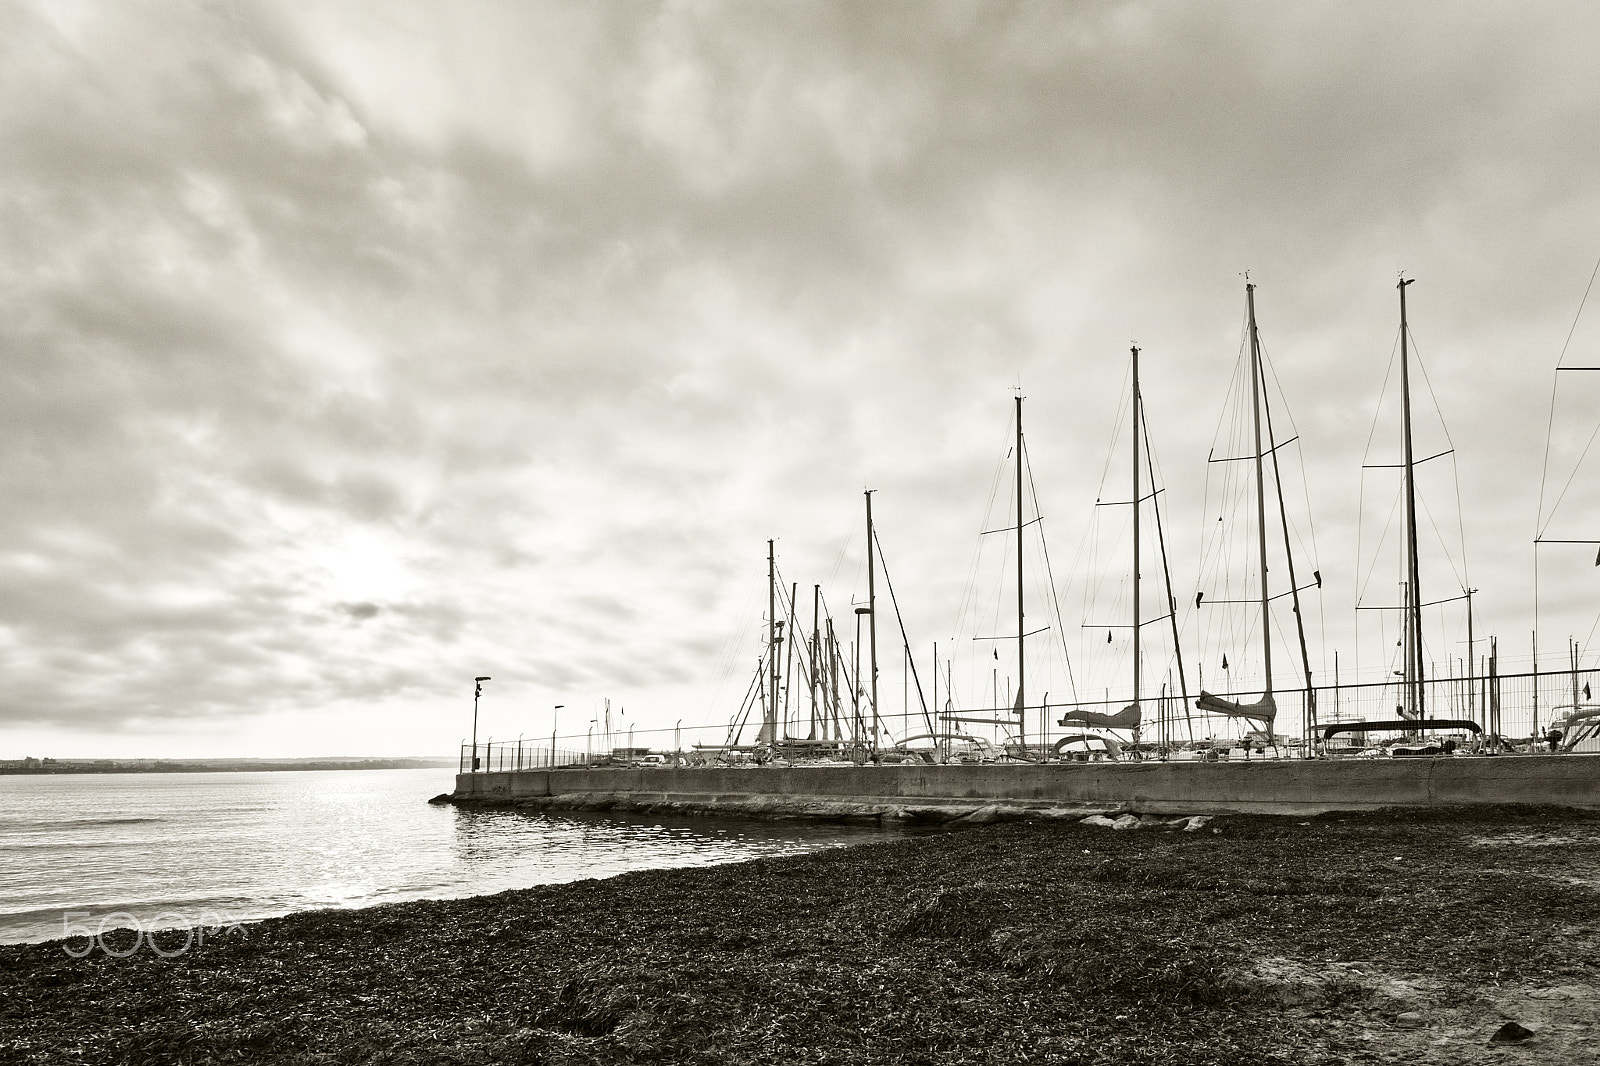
[[0, 768, 900, 945]]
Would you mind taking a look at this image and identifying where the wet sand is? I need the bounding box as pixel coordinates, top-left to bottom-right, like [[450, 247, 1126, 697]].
[[3, 805, 1597, 1064]]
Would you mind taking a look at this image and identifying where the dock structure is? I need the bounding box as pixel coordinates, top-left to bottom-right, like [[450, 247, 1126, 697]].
[[450, 754, 1600, 822]]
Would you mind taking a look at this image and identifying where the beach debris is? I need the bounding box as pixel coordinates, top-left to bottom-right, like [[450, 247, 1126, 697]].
[[1393, 1011, 1423, 1028], [1489, 1021, 1535, 1044], [951, 803, 1005, 825], [1077, 813, 1215, 832]]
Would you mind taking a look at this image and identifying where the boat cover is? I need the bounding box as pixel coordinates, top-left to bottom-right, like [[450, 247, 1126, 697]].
[[1195, 690, 1276, 727], [1056, 703, 1140, 730]]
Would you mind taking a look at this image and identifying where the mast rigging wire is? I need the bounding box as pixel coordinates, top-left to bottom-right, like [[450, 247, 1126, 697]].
[[1538, 253, 1600, 536]]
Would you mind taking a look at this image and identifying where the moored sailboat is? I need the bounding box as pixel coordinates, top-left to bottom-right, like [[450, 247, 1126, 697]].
[[1057, 344, 1191, 755], [1193, 282, 1320, 749]]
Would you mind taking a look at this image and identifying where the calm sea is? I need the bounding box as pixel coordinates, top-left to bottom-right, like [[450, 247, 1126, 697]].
[[0, 768, 901, 945]]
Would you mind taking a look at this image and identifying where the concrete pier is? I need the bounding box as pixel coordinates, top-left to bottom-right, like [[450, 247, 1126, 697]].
[[450, 754, 1600, 820]]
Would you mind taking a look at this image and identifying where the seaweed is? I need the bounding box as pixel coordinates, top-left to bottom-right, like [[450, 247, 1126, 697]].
[[2, 807, 1598, 1063]]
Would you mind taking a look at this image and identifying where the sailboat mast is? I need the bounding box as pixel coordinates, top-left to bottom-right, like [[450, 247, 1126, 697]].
[[1131, 347, 1142, 720], [1399, 277, 1426, 720], [765, 539, 778, 747], [1246, 283, 1275, 694], [809, 584, 820, 740], [865, 489, 880, 753], [1015, 394, 1026, 751], [826, 617, 840, 740]]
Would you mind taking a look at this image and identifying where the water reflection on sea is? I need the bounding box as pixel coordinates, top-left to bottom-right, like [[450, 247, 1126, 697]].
[[0, 769, 907, 945]]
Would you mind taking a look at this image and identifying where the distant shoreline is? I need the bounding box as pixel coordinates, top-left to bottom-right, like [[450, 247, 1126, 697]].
[[0, 758, 455, 775]]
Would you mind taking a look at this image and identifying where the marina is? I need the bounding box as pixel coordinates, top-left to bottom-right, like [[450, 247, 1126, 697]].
[[452, 278, 1600, 819]]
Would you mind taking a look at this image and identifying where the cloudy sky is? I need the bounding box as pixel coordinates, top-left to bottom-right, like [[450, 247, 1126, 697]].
[[3, 1, 1598, 759]]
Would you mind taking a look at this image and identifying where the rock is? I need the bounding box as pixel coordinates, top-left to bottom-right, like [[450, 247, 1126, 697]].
[[953, 804, 1004, 826], [427, 793, 454, 805], [1182, 816, 1214, 832], [1489, 1021, 1535, 1044], [1080, 814, 1121, 828], [1394, 1011, 1423, 1028], [1111, 814, 1141, 831]]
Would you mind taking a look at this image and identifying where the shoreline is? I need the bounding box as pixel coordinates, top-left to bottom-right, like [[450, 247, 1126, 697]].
[[3, 805, 1598, 1064], [0, 759, 456, 776]]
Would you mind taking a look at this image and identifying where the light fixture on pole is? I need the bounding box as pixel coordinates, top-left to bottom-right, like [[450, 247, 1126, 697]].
[[551, 704, 564, 766], [471, 677, 491, 772]]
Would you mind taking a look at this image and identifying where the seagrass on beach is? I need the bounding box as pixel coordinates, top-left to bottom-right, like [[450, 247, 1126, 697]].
[[4, 806, 1598, 1065]]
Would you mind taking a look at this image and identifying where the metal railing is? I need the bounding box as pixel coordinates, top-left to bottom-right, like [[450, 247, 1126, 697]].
[[456, 666, 1600, 771]]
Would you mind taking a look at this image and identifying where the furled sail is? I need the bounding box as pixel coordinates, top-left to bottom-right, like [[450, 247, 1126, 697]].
[[1056, 703, 1141, 730], [1195, 690, 1276, 727]]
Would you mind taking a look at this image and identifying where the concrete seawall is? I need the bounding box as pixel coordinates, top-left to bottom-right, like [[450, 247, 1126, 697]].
[[449, 753, 1600, 820]]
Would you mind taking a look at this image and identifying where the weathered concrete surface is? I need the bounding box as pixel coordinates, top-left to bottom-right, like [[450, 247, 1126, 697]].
[[450, 754, 1600, 820]]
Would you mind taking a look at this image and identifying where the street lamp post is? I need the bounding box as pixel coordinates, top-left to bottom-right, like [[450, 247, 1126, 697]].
[[471, 676, 491, 772], [551, 704, 564, 767]]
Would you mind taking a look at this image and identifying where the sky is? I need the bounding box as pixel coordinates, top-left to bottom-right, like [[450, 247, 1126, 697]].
[[2, 1, 1599, 759]]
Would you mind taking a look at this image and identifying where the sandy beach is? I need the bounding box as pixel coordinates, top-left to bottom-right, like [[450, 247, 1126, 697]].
[[3, 805, 1597, 1064]]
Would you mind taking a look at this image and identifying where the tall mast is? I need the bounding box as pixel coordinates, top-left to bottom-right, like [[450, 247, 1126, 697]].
[[1465, 587, 1476, 724], [786, 581, 799, 736], [809, 584, 821, 740], [1399, 277, 1426, 720], [1246, 283, 1274, 694], [765, 539, 778, 747], [1131, 348, 1142, 720], [865, 489, 880, 753], [1015, 394, 1026, 751], [826, 618, 840, 740]]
